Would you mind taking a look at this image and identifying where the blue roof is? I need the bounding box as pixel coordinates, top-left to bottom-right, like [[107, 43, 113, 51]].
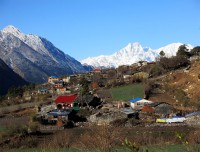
[[48, 110, 70, 116], [38, 88, 48, 91], [50, 76, 58, 78], [121, 108, 135, 115], [130, 97, 142, 103]]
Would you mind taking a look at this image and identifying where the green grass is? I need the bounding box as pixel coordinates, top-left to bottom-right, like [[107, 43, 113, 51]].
[[117, 144, 200, 152], [110, 83, 144, 101], [146, 144, 200, 152], [0, 126, 7, 132]]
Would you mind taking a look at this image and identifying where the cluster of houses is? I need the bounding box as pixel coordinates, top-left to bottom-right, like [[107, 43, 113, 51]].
[[37, 75, 78, 95], [47, 76, 71, 94], [37, 92, 200, 127], [37, 62, 155, 96], [38, 94, 80, 126], [36, 64, 200, 127], [128, 97, 200, 124]]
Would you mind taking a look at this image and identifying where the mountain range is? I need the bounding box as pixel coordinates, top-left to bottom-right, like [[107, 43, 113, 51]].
[[0, 25, 90, 83], [0, 25, 194, 84], [0, 59, 28, 96], [81, 42, 193, 68]]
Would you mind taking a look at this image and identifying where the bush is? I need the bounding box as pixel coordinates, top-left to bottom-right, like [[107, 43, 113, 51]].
[[190, 46, 200, 56], [149, 64, 165, 77], [174, 89, 190, 106], [159, 56, 190, 71], [143, 80, 157, 99], [79, 125, 123, 152]]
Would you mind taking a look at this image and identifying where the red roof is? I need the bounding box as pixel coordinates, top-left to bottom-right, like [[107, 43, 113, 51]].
[[54, 95, 78, 103], [141, 105, 155, 113]]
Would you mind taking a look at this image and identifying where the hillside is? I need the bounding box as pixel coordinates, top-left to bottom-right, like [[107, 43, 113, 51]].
[[169, 60, 200, 103], [0, 59, 28, 96], [0, 25, 88, 83], [149, 59, 200, 111]]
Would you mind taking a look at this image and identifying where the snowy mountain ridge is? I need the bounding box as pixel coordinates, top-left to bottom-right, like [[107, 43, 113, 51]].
[[81, 42, 193, 68], [2, 25, 57, 62], [0, 25, 88, 83]]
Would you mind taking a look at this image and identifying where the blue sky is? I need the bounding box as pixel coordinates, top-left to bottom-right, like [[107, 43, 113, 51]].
[[0, 0, 200, 60]]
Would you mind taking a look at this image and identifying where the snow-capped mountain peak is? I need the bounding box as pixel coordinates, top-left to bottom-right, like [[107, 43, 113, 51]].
[[0, 25, 88, 83], [2, 25, 21, 33], [81, 42, 193, 68], [2, 25, 24, 39], [2, 25, 57, 60], [81, 42, 157, 68]]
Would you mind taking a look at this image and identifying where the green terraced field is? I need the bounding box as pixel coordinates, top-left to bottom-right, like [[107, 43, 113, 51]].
[[110, 83, 144, 101]]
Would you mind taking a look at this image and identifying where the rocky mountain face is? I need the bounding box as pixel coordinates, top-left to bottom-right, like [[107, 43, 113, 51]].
[[0, 59, 28, 96], [0, 25, 88, 83], [81, 42, 193, 68]]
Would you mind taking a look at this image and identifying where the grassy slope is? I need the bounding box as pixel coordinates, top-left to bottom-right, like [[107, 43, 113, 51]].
[[110, 83, 144, 101], [0, 126, 6, 132]]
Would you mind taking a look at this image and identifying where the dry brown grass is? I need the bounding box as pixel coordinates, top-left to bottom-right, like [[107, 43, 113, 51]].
[[78, 125, 124, 152], [41, 130, 75, 149], [39, 125, 200, 151], [39, 125, 124, 152], [1, 119, 200, 151]]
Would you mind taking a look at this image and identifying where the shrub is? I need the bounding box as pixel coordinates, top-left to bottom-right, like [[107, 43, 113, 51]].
[[174, 89, 190, 106], [79, 125, 124, 152], [143, 80, 158, 99], [122, 138, 140, 152], [149, 64, 165, 77], [159, 56, 190, 71]]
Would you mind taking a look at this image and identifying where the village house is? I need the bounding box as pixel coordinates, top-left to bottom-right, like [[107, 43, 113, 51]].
[[120, 108, 138, 119], [39, 94, 79, 125], [54, 80, 64, 88], [93, 68, 101, 73], [37, 88, 49, 94], [54, 94, 79, 110], [48, 76, 59, 83], [130, 97, 154, 110], [56, 87, 71, 95], [62, 76, 70, 83], [150, 102, 174, 115]]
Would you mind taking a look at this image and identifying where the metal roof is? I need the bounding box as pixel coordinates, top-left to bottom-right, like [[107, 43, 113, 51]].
[[129, 97, 142, 103], [121, 108, 135, 115], [50, 76, 58, 78], [48, 110, 70, 116], [54, 94, 78, 103]]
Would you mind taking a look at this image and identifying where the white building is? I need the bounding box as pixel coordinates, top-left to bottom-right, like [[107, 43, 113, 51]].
[[130, 97, 153, 110]]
